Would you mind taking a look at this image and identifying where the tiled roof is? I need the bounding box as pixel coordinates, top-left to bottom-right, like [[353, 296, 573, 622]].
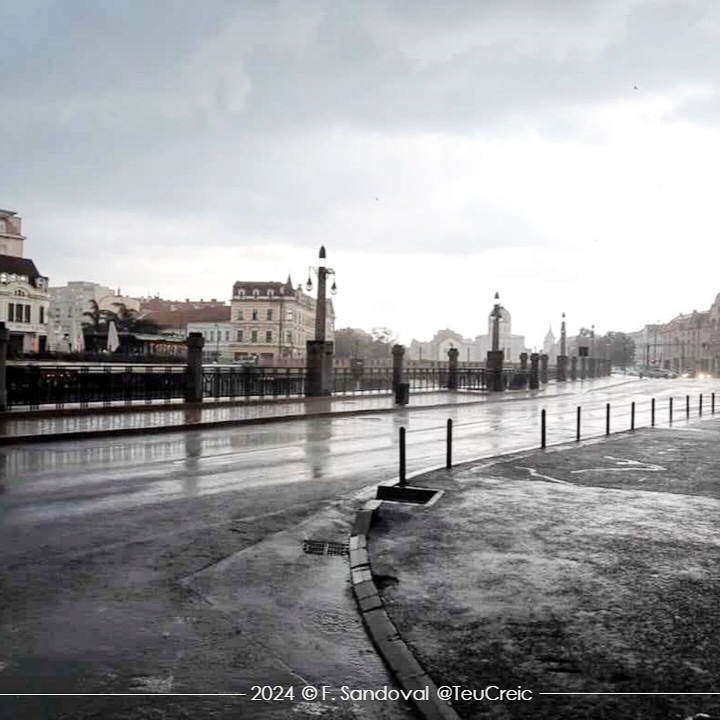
[[0, 254, 43, 281], [664, 311, 709, 330], [144, 305, 232, 329], [139, 297, 227, 312], [232, 278, 297, 297]]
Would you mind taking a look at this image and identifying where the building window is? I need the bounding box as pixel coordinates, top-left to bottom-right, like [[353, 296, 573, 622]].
[[237, 310, 244, 321], [251, 330, 258, 343], [253, 289, 259, 298], [40, 306, 45, 324], [266, 330, 272, 343], [286, 331, 292, 344], [225, 330, 230, 341], [209, 330, 214, 341], [237, 330, 244, 342], [252, 309, 258, 321], [266, 309, 273, 321], [8, 303, 14, 322], [268, 289, 274, 298]]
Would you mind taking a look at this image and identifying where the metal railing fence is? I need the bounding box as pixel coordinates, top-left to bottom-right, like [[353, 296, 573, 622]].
[[202, 366, 306, 400], [7, 365, 186, 410]]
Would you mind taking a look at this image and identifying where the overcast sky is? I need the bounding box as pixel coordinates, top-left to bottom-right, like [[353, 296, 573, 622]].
[[3, 0, 720, 349]]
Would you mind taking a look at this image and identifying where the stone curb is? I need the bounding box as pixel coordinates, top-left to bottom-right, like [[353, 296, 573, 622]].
[[350, 498, 461, 720]]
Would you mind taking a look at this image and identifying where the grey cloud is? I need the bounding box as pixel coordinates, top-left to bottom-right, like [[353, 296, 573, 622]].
[[3, 0, 720, 265]]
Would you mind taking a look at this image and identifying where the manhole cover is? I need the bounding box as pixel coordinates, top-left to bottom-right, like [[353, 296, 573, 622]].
[[303, 539, 349, 557]]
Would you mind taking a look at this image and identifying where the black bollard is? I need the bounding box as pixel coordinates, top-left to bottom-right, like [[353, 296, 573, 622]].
[[713, 392, 716, 415], [446, 418, 453, 469], [651, 398, 655, 427], [399, 427, 406, 485], [686, 395, 690, 419], [700, 394, 703, 417], [576, 406, 581, 442], [631, 401, 635, 431], [541, 409, 546, 449], [669, 397, 673, 425], [606, 403, 611, 435]]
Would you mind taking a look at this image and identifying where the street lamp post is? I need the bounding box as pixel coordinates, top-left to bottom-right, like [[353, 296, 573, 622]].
[[305, 246, 337, 397], [487, 292, 505, 391], [557, 312, 568, 382]]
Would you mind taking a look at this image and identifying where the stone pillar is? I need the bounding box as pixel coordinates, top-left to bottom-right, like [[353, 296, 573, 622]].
[[486, 350, 504, 392], [0, 322, 8, 410], [570, 356, 578, 381], [540, 354, 549, 384], [185, 331, 205, 403], [588, 357, 596, 378], [580, 356, 587, 380], [447, 347, 459, 390], [508, 352, 528, 390], [557, 355, 567, 382], [306, 340, 334, 397], [529, 352, 540, 390], [392, 344, 405, 391]]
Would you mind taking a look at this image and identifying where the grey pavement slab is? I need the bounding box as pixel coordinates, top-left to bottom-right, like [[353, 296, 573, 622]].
[[368, 417, 720, 720]]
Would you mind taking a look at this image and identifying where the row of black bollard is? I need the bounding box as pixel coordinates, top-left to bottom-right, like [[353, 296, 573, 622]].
[[541, 392, 716, 449], [399, 390, 719, 478]]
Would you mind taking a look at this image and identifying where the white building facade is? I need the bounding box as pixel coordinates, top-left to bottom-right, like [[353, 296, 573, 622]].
[[186, 321, 234, 363], [0, 209, 49, 354], [408, 305, 529, 363], [229, 276, 335, 364], [48, 282, 140, 350]]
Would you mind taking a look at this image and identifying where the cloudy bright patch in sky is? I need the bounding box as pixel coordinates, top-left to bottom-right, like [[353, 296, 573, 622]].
[[3, 0, 720, 349]]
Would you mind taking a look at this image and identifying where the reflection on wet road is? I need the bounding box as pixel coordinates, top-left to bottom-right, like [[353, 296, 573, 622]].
[[0, 378, 716, 526]]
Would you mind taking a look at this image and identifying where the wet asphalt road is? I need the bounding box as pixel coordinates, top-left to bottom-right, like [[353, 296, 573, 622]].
[[0, 377, 716, 719]]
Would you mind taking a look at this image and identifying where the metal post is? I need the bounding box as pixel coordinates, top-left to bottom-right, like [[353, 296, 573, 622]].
[[541, 409, 546, 449], [686, 394, 690, 419], [399, 427, 406, 486], [713, 392, 716, 414], [576, 406, 581, 442], [651, 398, 655, 427], [631, 401, 635, 431], [669, 397, 673, 425], [446, 419, 453, 469], [606, 403, 610, 435], [700, 394, 703, 417]]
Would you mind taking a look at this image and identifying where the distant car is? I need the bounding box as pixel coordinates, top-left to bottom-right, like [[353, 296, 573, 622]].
[[680, 369, 712, 379], [645, 367, 674, 379]]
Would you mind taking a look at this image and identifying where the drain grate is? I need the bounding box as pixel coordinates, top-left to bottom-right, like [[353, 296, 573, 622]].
[[303, 539, 349, 557]]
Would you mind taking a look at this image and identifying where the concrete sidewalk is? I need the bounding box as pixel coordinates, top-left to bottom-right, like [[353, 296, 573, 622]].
[[366, 416, 720, 720], [0, 377, 629, 444]]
